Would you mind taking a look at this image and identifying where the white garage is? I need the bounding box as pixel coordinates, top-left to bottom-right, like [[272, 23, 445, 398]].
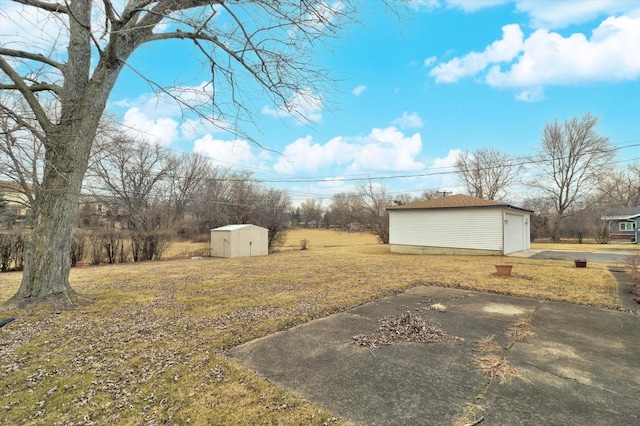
[[210, 224, 269, 258], [387, 194, 531, 256]]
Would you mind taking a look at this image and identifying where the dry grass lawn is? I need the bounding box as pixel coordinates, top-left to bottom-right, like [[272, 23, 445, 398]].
[[0, 228, 627, 425]]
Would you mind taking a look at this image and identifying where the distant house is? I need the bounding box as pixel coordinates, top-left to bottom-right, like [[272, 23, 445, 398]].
[[387, 194, 532, 255], [0, 180, 32, 227], [210, 224, 269, 258], [78, 195, 127, 227], [602, 208, 640, 243]]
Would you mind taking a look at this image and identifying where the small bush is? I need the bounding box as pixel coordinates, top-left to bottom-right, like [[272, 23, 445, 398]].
[[131, 230, 172, 261], [71, 232, 88, 266], [626, 253, 640, 281], [89, 232, 106, 265], [0, 231, 25, 272], [300, 239, 309, 250]]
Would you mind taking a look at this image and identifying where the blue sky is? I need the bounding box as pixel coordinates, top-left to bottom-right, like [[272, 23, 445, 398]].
[[44, 1, 640, 203]]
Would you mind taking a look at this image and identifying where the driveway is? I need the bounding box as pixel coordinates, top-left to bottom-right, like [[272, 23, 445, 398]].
[[517, 248, 637, 264], [230, 286, 640, 425]]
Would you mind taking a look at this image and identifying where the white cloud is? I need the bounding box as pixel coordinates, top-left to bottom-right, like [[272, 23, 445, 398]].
[[408, 0, 440, 10], [352, 85, 367, 96], [426, 149, 462, 190], [181, 116, 233, 139], [273, 135, 352, 174], [392, 112, 424, 129], [423, 56, 437, 67], [431, 149, 461, 169], [441, 1, 638, 29], [0, 3, 68, 59], [193, 135, 258, 166], [262, 88, 324, 124], [348, 127, 424, 173], [515, 87, 545, 102], [486, 14, 640, 88], [273, 127, 424, 175], [430, 24, 524, 83], [113, 81, 223, 144], [446, 0, 509, 12], [122, 108, 179, 146], [515, 0, 639, 29], [430, 11, 640, 98]]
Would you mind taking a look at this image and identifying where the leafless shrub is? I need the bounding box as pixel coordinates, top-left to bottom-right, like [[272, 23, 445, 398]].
[[118, 239, 131, 264], [626, 253, 640, 280], [131, 231, 172, 261], [0, 231, 25, 272], [300, 239, 310, 250], [89, 232, 106, 265], [71, 232, 88, 266]]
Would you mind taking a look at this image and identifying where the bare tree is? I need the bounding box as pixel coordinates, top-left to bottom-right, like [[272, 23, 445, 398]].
[[1, 0, 361, 308], [356, 181, 393, 244], [166, 152, 210, 224], [455, 147, 523, 201], [596, 163, 640, 207], [191, 166, 233, 233], [0, 98, 44, 222], [90, 136, 174, 232], [300, 198, 324, 227], [256, 188, 291, 250], [520, 197, 553, 242], [225, 172, 262, 225], [532, 113, 614, 241], [328, 192, 364, 229]]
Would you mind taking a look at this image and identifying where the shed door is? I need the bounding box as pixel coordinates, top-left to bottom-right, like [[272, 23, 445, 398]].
[[239, 231, 251, 257], [504, 213, 524, 254]]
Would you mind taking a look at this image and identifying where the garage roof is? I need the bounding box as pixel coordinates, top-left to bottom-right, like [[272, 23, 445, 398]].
[[386, 194, 532, 213]]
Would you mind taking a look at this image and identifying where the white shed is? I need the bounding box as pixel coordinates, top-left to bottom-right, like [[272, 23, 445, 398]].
[[387, 194, 531, 256], [210, 224, 269, 258]]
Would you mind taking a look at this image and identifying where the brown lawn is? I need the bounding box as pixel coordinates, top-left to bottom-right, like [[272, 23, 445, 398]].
[[0, 228, 628, 425]]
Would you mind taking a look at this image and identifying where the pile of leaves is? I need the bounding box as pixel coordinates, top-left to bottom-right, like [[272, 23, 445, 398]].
[[353, 312, 446, 348]]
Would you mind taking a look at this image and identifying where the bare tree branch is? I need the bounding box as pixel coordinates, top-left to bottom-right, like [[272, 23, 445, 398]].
[[12, 0, 68, 13], [531, 112, 614, 241]]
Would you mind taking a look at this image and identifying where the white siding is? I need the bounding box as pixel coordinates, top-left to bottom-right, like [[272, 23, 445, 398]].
[[210, 224, 268, 258], [389, 209, 504, 251], [504, 213, 522, 254], [504, 212, 530, 254], [210, 230, 232, 257]]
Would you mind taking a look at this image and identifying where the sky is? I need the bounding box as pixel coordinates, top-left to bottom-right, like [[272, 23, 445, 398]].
[[4, 0, 640, 206]]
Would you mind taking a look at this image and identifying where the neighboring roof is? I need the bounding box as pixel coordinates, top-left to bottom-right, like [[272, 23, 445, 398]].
[[602, 207, 640, 220], [211, 224, 266, 231], [386, 194, 533, 213], [0, 180, 34, 193]]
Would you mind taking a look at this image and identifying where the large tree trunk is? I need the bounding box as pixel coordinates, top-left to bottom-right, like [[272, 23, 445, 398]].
[[5, 125, 94, 309], [550, 214, 563, 242], [2, 0, 131, 309]]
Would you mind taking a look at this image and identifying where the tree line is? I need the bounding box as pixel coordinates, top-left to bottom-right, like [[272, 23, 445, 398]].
[[1, 0, 636, 309], [454, 113, 640, 242]]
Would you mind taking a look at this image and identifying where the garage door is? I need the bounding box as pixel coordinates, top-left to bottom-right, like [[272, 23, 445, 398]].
[[504, 213, 524, 254]]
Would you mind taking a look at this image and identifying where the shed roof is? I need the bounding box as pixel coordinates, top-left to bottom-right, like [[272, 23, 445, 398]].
[[211, 224, 266, 231], [386, 194, 532, 213]]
